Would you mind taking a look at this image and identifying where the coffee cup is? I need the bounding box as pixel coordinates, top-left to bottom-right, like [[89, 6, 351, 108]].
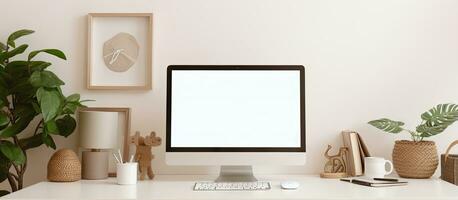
[[364, 157, 393, 178]]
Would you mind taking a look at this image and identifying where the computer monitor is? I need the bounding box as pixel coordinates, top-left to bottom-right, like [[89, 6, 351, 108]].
[[166, 65, 306, 182]]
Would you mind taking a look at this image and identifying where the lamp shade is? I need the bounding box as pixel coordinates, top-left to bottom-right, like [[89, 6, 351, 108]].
[[79, 111, 118, 149]]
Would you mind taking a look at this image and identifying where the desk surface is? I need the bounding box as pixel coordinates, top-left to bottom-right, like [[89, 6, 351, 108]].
[[3, 175, 458, 200]]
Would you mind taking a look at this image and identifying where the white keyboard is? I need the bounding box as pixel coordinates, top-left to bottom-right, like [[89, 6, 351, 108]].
[[194, 181, 271, 191]]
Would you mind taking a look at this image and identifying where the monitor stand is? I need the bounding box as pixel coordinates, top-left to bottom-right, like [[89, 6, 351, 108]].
[[215, 166, 258, 182]]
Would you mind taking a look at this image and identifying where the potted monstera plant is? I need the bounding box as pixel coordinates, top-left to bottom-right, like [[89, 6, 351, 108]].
[[368, 103, 458, 178], [0, 29, 87, 196]]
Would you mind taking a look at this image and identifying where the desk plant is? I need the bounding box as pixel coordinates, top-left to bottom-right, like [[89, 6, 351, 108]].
[[0, 29, 86, 196], [368, 103, 458, 178]]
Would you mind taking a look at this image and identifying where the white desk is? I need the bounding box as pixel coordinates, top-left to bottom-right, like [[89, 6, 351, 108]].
[[3, 175, 458, 200]]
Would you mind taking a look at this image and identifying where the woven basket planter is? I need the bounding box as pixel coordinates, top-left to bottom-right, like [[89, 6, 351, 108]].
[[47, 149, 81, 182], [392, 140, 438, 178]]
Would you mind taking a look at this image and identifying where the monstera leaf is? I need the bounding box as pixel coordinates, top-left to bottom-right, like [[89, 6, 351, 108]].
[[416, 124, 447, 137], [421, 104, 458, 127], [368, 118, 405, 133], [415, 104, 458, 137]]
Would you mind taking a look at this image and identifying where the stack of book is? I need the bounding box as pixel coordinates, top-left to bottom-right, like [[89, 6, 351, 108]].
[[341, 130, 371, 177]]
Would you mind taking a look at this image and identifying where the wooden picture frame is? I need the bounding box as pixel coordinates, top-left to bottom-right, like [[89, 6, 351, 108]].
[[79, 107, 131, 177], [87, 13, 153, 90]]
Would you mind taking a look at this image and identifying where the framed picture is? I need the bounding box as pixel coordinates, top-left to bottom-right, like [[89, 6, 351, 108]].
[[80, 107, 131, 177], [87, 13, 153, 90]]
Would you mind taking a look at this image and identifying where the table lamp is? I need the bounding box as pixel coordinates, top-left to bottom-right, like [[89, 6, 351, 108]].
[[79, 111, 118, 180]]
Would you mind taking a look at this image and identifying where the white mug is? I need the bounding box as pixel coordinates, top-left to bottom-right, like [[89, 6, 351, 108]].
[[117, 162, 138, 185], [364, 157, 393, 178]]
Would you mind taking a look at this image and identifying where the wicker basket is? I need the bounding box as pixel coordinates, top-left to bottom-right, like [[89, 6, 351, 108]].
[[441, 140, 458, 185], [392, 140, 438, 178], [47, 149, 81, 182]]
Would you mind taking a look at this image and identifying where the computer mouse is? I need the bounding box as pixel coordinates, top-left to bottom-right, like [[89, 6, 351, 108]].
[[280, 181, 300, 190]]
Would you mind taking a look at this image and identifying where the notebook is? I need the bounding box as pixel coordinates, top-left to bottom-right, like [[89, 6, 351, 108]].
[[341, 178, 408, 187]]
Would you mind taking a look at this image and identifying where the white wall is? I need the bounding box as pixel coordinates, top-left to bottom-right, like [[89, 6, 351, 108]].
[[1, 0, 458, 189]]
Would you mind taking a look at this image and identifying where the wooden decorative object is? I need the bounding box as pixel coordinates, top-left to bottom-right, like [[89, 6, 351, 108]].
[[87, 13, 153, 90], [441, 140, 458, 185], [47, 149, 81, 182], [129, 131, 162, 180], [79, 107, 131, 177], [320, 145, 348, 178]]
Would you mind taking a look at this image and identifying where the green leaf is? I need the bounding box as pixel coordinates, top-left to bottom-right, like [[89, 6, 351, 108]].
[[4, 60, 48, 75], [0, 81, 8, 101], [62, 98, 88, 114], [416, 124, 447, 137], [5, 60, 27, 68], [0, 68, 13, 85], [0, 112, 10, 129], [0, 190, 10, 197], [0, 54, 3, 64], [41, 134, 56, 149], [0, 152, 11, 183], [0, 141, 25, 164], [19, 134, 43, 150], [62, 102, 78, 114], [45, 120, 59, 135], [30, 70, 64, 88], [0, 42, 6, 51], [79, 99, 94, 103], [29, 61, 51, 72], [368, 118, 405, 133], [10, 78, 34, 94], [421, 104, 458, 127], [0, 113, 34, 138], [36, 88, 62, 122], [5, 61, 28, 78], [12, 104, 35, 119], [66, 94, 80, 102], [56, 115, 76, 137], [28, 49, 66, 61], [7, 29, 34, 48], [0, 44, 28, 61], [10, 82, 36, 105], [31, 102, 41, 113]]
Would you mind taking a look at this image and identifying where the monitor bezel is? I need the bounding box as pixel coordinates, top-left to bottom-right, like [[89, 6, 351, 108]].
[[166, 65, 306, 152]]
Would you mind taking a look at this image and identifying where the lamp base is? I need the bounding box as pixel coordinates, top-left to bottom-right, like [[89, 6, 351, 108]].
[[82, 150, 108, 180]]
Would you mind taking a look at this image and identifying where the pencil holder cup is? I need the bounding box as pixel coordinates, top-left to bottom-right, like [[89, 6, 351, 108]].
[[117, 162, 138, 185]]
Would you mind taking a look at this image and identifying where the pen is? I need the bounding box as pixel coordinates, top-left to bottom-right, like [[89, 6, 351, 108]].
[[117, 149, 123, 163], [374, 178, 399, 182], [112, 153, 121, 164]]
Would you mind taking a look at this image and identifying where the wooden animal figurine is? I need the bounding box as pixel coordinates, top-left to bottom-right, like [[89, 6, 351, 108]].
[[129, 131, 162, 180], [320, 145, 348, 178]]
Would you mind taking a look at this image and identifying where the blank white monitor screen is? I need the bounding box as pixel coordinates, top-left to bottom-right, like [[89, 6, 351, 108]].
[[170, 70, 301, 148]]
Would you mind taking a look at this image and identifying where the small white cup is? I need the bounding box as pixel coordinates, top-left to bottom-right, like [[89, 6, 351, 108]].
[[117, 162, 138, 185], [364, 157, 393, 178]]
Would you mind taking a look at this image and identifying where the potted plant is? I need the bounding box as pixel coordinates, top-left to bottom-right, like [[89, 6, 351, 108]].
[[368, 103, 458, 178], [0, 29, 87, 196]]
